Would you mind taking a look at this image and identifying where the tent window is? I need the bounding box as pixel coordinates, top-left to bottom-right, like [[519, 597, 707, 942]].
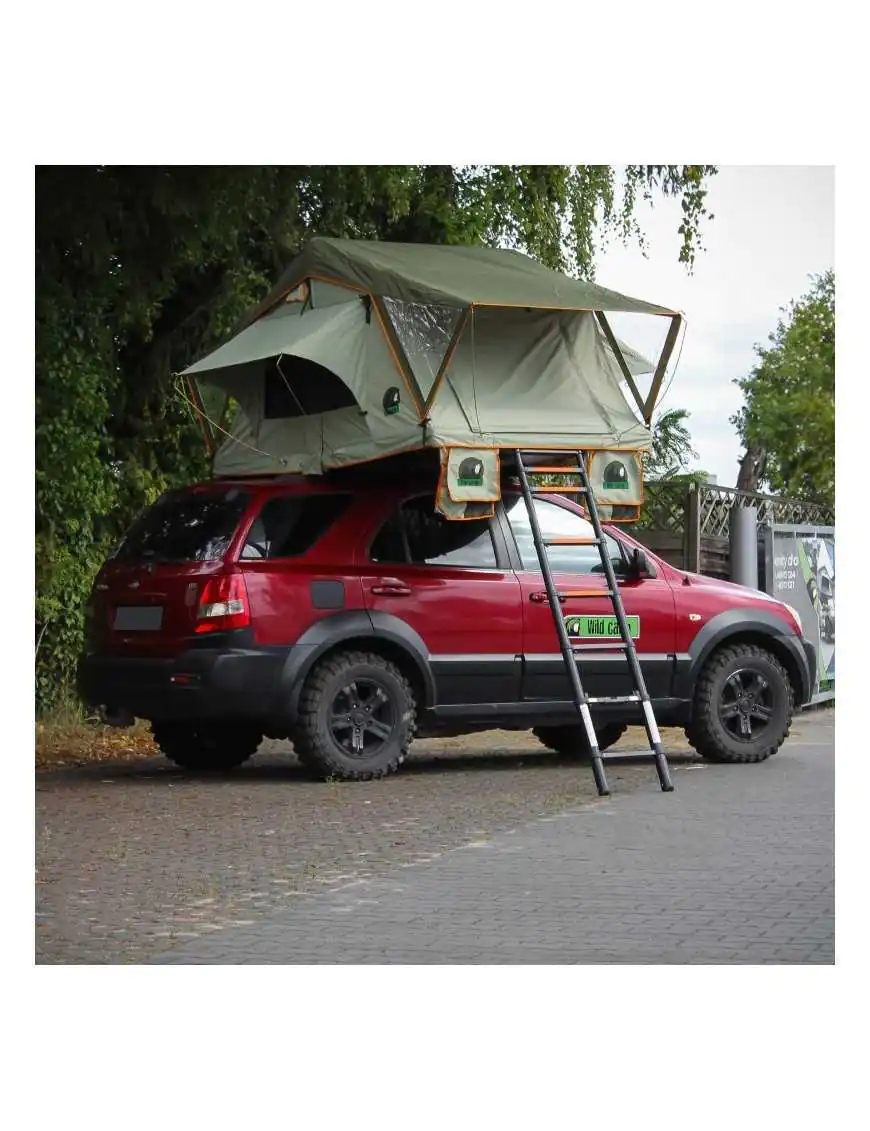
[[263, 356, 358, 419], [382, 299, 462, 399]]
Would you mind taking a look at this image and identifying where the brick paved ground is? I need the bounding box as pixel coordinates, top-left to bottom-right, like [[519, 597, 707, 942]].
[[36, 711, 832, 964], [154, 709, 833, 965], [36, 729, 691, 963]]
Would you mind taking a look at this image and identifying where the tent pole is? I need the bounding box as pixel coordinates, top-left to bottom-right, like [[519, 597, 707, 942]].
[[595, 311, 647, 421], [643, 314, 682, 423]]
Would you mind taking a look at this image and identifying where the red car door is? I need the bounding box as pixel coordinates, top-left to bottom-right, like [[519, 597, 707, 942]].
[[500, 494, 677, 703], [360, 493, 523, 706]]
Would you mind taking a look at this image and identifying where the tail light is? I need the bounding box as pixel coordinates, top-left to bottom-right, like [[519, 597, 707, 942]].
[[195, 573, 250, 633]]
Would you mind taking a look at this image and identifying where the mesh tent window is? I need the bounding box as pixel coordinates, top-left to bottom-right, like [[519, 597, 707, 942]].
[[381, 298, 464, 401]]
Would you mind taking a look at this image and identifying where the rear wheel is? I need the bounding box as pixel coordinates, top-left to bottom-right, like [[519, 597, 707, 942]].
[[293, 651, 416, 781], [685, 644, 793, 763], [533, 722, 626, 759], [151, 722, 262, 771]]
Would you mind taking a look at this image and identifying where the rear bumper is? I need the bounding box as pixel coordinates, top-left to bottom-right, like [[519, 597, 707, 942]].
[[77, 646, 287, 722]]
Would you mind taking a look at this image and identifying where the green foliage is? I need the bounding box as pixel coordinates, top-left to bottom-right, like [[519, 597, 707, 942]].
[[35, 165, 716, 711], [731, 271, 834, 506], [645, 407, 699, 480]]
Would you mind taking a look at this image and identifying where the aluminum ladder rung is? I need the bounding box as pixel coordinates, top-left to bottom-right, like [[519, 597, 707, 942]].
[[587, 694, 642, 704], [523, 465, 585, 475], [517, 450, 592, 463]]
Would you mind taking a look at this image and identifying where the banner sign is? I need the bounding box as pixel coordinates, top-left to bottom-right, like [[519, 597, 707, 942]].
[[766, 524, 834, 698]]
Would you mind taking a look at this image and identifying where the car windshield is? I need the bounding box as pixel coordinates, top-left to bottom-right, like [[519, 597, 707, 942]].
[[115, 489, 250, 563]]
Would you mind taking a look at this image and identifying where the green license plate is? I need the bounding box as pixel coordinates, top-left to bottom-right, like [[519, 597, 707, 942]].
[[564, 614, 639, 639]]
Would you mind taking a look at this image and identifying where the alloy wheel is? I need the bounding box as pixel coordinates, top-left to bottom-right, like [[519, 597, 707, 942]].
[[718, 667, 775, 740], [328, 678, 396, 758]]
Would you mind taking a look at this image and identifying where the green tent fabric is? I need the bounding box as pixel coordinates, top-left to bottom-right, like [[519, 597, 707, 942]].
[[610, 337, 653, 375], [246, 237, 679, 321], [181, 237, 679, 482]]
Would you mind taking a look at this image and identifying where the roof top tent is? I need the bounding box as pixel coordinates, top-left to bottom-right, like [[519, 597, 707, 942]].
[[181, 237, 683, 520]]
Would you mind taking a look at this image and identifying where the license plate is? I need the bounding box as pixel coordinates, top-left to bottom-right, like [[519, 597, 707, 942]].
[[113, 606, 163, 631]]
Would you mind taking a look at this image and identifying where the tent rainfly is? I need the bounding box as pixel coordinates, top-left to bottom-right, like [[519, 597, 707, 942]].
[[181, 238, 683, 513]]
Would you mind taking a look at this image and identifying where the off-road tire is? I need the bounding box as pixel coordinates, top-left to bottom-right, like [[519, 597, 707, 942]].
[[293, 650, 416, 781], [533, 722, 626, 759], [685, 643, 794, 763], [151, 722, 262, 771]]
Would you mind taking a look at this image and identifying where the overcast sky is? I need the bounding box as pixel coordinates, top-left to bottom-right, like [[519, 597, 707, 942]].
[[597, 166, 834, 487]]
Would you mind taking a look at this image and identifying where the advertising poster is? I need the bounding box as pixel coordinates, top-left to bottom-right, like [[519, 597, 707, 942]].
[[769, 525, 835, 696]]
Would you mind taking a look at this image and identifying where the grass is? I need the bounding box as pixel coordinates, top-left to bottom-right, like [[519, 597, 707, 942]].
[[35, 703, 156, 769]]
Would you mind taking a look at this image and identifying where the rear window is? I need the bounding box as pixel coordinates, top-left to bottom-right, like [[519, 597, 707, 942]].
[[240, 495, 351, 559], [115, 489, 250, 563]]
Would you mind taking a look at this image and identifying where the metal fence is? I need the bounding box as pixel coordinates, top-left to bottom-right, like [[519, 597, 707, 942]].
[[696, 484, 834, 535]]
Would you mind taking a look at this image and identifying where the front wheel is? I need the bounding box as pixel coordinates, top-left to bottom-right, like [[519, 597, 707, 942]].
[[151, 722, 262, 771], [685, 644, 794, 763], [293, 651, 416, 781]]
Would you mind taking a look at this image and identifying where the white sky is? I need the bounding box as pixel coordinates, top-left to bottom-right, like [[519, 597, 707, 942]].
[[596, 166, 834, 487]]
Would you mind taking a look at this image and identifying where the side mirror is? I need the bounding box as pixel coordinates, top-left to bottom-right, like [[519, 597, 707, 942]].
[[631, 548, 656, 579]]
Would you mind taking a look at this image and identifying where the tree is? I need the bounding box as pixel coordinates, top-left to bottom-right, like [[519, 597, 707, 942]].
[[646, 407, 699, 480], [35, 165, 717, 711], [731, 271, 834, 504]]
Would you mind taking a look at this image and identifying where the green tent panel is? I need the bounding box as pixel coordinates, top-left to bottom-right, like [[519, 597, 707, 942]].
[[181, 238, 681, 479], [247, 237, 679, 320]]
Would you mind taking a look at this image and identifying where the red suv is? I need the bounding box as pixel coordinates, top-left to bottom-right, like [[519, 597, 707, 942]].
[[78, 474, 816, 780]]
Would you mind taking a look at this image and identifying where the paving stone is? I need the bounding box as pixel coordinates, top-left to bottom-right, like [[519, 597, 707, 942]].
[[156, 710, 832, 965], [36, 711, 833, 965]]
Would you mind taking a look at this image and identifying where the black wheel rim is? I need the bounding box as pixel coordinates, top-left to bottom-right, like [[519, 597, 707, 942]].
[[328, 678, 396, 759], [718, 667, 775, 741]]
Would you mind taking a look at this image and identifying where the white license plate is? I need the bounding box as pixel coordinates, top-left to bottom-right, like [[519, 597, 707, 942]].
[[113, 606, 163, 631]]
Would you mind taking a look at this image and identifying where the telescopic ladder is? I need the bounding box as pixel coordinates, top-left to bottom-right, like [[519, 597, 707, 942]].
[[514, 450, 674, 797]]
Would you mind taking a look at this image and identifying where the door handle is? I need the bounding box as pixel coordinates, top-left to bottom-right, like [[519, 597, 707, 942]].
[[370, 579, 411, 597], [530, 591, 565, 603]]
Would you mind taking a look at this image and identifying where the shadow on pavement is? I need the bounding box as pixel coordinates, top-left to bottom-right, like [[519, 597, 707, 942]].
[[36, 746, 701, 788]]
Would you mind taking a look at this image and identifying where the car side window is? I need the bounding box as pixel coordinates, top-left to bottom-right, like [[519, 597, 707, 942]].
[[371, 496, 498, 568], [241, 495, 350, 559], [505, 496, 627, 574]]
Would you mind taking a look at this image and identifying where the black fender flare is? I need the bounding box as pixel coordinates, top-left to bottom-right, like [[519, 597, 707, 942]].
[[675, 608, 814, 705], [276, 610, 436, 718]]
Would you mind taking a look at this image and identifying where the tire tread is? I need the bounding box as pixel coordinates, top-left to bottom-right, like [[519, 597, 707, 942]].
[[685, 643, 793, 763], [292, 650, 416, 781]]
